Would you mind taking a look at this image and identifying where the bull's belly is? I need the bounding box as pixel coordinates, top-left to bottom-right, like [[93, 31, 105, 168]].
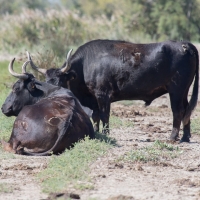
[[111, 86, 167, 103]]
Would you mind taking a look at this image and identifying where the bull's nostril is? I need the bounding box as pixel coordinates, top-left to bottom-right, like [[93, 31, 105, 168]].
[[1, 105, 5, 111], [1, 105, 12, 113]]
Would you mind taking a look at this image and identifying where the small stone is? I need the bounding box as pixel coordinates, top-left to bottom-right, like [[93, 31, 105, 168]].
[[135, 164, 143, 171]]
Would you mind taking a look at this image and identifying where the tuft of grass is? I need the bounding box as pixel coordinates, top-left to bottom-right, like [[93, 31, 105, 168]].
[[38, 137, 113, 193], [95, 131, 117, 145], [191, 118, 200, 134], [153, 140, 179, 151], [118, 140, 181, 163]]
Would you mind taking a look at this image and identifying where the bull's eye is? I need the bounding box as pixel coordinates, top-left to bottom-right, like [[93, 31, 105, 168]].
[[31, 83, 35, 89]]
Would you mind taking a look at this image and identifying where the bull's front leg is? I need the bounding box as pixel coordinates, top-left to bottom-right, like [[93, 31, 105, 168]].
[[92, 110, 100, 132], [96, 94, 111, 134], [101, 112, 110, 134], [170, 120, 181, 141]]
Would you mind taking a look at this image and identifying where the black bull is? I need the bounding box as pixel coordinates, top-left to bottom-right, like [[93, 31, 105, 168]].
[[28, 40, 199, 142], [1, 59, 94, 155]]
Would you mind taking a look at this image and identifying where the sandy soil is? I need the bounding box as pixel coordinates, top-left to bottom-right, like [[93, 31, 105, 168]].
[[81, 95, 200, 200], [0, 94, 200, 200], [0, 156, 49, 200]]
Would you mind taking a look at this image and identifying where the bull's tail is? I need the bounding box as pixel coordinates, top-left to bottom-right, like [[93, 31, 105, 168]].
[[21, 114, 73, 156], [182, 46, 199, 125]]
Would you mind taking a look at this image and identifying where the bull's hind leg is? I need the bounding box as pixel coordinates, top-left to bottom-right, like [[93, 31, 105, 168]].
[[168, 75, 194, 142], [181, 94, 191, 142], [168, 92, 185, 141], [181, 121, 191, 142]]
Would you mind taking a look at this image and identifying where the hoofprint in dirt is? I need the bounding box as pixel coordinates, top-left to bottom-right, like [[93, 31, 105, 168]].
[[0, 156, 49, 200], [80, 97, 200, 200]]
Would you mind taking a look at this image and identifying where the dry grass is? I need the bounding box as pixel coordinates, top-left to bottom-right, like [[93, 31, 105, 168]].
[[0, 8, 152, 60]]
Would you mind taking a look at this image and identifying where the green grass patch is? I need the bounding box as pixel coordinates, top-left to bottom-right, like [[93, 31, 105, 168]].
[[0, 148, 16, 161], [95, 131, 117, 145], [38, 137, 113, 193], [191, 118, 200, 134], [0, 61, 17, 158], [0, 108, 15, 142], [0, 183, 14, 193], [118, 140, 181, 163], [109, 115, 133, 129], [96, 115, 134, 133]]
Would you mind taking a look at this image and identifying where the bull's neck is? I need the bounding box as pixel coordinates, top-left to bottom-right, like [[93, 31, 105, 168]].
[[33, 80, 61, 102]]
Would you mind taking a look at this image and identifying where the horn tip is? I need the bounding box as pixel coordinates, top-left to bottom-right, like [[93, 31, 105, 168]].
[[26, 51, 31, 59]]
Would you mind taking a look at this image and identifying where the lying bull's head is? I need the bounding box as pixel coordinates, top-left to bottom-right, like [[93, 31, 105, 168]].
[[26, 49, 76, 88], [1, 59, 42, 116]]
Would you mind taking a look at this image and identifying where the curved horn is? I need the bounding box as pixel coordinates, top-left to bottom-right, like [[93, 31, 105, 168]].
[[60, 49, 73, 73], [22, 60, 31, 74], [26, 51, 47, 75], [8, 58, 29, 80]]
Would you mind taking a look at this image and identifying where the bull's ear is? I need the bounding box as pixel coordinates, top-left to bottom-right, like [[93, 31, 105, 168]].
[[67, 71, 76, 81], [27, 81, 36, 92]]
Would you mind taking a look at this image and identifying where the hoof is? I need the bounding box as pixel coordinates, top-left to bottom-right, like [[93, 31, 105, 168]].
[[180, 137, 190, 143], [167, 136, 180, 144], [93, 126, 99, 133], [169, 136, 179, 142], [102, 128, 109, 134]]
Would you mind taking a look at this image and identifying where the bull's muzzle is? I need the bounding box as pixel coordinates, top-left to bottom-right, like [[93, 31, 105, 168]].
[[1, 104, 13, 116]]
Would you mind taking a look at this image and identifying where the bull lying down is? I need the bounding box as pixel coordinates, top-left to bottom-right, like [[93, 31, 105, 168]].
[[1, 59, 94, 156], [27, 40, 199, 143]]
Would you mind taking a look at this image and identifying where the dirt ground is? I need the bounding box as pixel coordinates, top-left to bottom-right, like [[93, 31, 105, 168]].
[[81, 95, 200, 200], [0, 94, 200, 200]]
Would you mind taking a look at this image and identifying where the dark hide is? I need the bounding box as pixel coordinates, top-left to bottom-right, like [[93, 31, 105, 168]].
[[35, 40, 199, 142], [2, 73, 76, 117], [2, 96, 94, 155], [1, 73, 94, 155]]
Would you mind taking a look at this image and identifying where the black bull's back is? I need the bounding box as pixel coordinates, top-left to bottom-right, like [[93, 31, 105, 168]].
[[68, 40, 199, 141], [3, 96, 94, 155], [80, 41, 194, 102]]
